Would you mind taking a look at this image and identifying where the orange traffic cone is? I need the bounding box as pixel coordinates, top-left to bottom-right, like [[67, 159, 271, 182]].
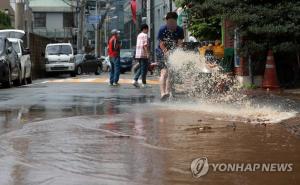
[[262, 50, 280, 89]]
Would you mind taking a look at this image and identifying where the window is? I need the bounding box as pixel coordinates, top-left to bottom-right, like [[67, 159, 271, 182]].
[[20, 41, 25, 53], [63, 13, 74, 28], [34, 13, 46, 28], [46, 45, 72, 55], [0, 38, 4, 54], [12, 42, 20, 54]]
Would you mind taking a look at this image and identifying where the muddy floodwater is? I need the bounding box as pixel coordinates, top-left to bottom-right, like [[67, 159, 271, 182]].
[[0, 97, 299, 185]]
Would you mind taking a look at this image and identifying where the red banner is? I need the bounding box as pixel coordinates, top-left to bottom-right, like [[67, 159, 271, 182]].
[[131, 0, 137, 24]]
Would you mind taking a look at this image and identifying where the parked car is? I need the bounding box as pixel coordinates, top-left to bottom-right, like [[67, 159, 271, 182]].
[[0, 29, 32, 85], [44, 43, 76, 77], [0, 37, 22, 88], [100, 56, 111, 72], [120, 49, 134, 73], [74, 54, 102, 75]]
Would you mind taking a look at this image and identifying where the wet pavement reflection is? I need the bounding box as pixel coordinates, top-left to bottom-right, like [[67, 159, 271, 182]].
[[0, 94, 155, 135], [0, 104, 299, 184]]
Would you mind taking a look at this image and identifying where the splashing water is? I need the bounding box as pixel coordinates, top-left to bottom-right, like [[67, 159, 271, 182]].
[[167, 49, 245, 104], [161, 49, 297, 123]]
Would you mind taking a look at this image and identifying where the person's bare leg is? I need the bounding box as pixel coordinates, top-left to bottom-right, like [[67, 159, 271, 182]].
[[160, 69, 168, 97], [166, 72, 171, 96]]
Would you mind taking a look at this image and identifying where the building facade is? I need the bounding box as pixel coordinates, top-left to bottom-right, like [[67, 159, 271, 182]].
[[146, 0, 175, 56], [107, 0, 125, 38], [123, 0, 137, 49], [29, 0, 76, 42]]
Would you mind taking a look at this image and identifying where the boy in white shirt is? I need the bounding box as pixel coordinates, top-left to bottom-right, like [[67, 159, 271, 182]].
[[133, 24, 149, 88]]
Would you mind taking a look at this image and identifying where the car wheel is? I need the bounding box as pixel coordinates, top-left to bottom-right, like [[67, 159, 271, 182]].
[[77, 66, 82, 75], [13, 67, 22, 86], [95, 65, 102, 75], [27, 70, 32, 84], [22, 69, 28, 85], [71, 71, 77, 77], [45, 71, 50, 77], [3, 68, 12, 88]]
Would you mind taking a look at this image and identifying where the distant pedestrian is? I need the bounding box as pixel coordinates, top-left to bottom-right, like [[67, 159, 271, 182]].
[[108, 29, 121, 86], [156, 12, 184, 101], [133, 24, 150, 88]]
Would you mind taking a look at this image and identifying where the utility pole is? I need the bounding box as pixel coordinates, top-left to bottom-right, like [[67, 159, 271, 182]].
[[169, 0, 173, 12], [129, 23, 132, 49], [76, 0, 79, 51], [136, 0, 141, 38], [104, 19, 107, 55], [24, 0, 32, 48], [15, 0, 25, 30], [77, 0, 85, 53], [95, 1, 112, 57], [95, 0, 98, 57], [149, 0, 155, 59]]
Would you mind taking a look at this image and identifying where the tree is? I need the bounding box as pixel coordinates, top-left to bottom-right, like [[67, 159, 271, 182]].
[[178, 0, 221, 40], [0, 11, 12, 29], [181, 0, 300, 56]]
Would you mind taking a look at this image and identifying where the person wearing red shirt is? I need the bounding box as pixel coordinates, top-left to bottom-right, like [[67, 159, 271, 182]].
[[108, 29, 121, 86]]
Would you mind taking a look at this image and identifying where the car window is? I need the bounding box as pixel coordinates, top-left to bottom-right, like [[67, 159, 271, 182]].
[[0, 38, 4, 55], [47, 45, 59, 55], [20, 41, 25, 52], [47, 45, 72, 55], [60, 45, 72, 55], [75, 54, 83, 62], [120, 51, 133, 58], [12, 42, 20, 54]]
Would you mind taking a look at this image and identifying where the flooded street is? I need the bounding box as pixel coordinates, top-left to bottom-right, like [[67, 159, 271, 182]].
[[0, 75, 299, 185]]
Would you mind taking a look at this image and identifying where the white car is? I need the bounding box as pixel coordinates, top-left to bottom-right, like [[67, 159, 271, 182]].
[[101, 56, 111, 72], [0, 29, 32, 84], [44, 43, 76, 77]]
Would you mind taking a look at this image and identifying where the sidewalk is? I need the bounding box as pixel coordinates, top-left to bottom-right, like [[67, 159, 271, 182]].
[[242, 88, 300, 99], [284, 88, 300, 95]]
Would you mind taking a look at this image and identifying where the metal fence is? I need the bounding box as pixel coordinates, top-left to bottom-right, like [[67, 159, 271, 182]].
[[29, 33, 55, 79], [33, 28, 74, 40]]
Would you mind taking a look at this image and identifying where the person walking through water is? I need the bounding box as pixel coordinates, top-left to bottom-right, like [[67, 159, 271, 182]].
[[156, 12, 184, 101], [133, 24, 150, 88], [108, 29, 121, 87]]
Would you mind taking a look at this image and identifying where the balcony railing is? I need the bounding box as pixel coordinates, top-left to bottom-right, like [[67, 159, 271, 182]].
[[33, 28, 75, 39]]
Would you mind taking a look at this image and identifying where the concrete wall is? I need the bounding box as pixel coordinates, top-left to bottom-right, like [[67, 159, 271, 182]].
[[46, 13, 63, 31]]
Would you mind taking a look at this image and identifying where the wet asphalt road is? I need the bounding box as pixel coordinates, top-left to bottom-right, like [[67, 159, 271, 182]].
[[0, 74, 299, 185]]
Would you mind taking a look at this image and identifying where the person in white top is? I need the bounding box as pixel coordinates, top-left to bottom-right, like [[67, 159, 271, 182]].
[[133, 24, 149, 88]]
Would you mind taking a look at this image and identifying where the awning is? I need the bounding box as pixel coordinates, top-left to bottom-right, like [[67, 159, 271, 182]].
[[0, 29, 25, 39]]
